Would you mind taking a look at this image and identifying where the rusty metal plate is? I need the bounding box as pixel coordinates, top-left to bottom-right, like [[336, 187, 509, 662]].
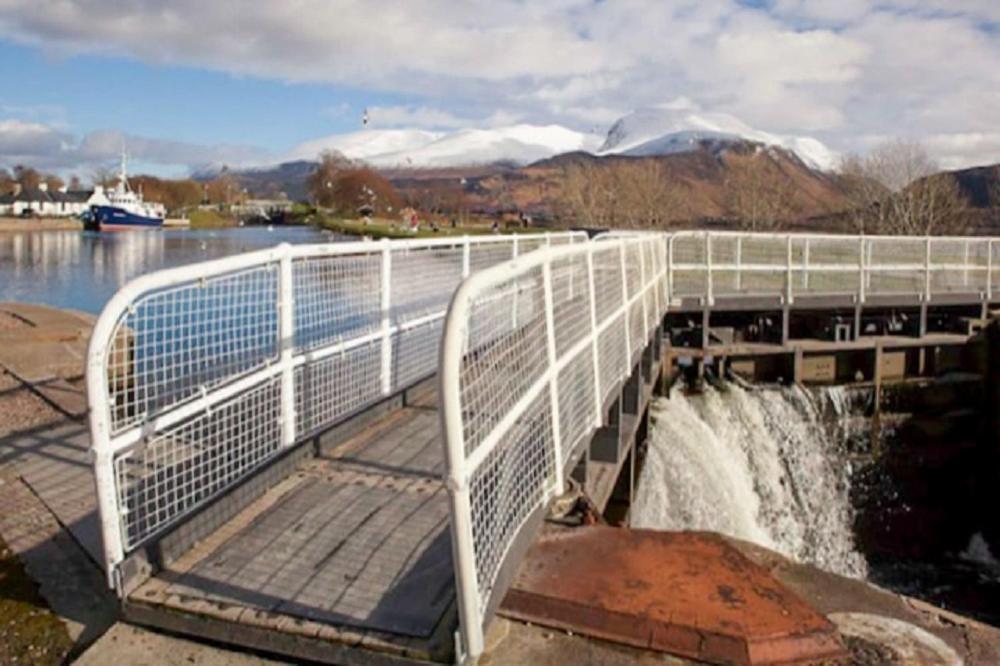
[[499, 527, 846, 665]]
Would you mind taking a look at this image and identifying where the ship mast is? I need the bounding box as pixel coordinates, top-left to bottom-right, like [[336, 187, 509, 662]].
[[118, 147, 131, 194]]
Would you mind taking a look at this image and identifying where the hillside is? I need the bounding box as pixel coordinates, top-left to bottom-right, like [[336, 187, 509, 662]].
[[391, 140, 849, 223]]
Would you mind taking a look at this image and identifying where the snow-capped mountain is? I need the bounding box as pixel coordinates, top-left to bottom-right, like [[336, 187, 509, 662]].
[[285, 124, 599, 168], [264, 106, 835, 172], [285, 129, 444, 164], [597, 107, 838, 171]]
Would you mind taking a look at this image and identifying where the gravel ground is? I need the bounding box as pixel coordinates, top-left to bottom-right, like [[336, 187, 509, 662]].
[[0, 370, 63, 438], [0, 368, 78, 662], [0, 536, 73, 666], [0, 313, 28, 331]]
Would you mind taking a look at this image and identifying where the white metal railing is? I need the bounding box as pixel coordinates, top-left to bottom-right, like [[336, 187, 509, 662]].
[[438, 234, 667, 659], [86, 231, 585, 588], [436, 229, 1000, 661], [668, 231, 999, 305]]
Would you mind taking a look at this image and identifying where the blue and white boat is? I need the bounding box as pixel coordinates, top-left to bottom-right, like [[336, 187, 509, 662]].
[[86, 152, 166, 231]]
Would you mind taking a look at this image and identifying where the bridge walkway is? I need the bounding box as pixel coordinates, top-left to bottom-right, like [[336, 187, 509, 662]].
[[125, 384, 459, 665]]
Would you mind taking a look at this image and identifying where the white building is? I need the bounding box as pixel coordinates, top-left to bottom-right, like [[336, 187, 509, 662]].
[[0, 183, 110, 218]]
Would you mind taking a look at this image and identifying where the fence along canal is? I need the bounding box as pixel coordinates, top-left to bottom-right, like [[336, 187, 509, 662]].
[[85, 229, 1000, 662]]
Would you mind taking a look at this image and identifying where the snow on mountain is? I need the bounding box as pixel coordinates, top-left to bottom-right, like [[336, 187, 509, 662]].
[[285, 124, 599, 168], [598, 107, 838, 171], [286, 128, 445, 163]]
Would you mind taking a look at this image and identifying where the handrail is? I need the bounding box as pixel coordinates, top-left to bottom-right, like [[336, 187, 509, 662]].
[[86, 231, 585, 589], [665, 231, 996, 305], [439, 234, 667, 659]]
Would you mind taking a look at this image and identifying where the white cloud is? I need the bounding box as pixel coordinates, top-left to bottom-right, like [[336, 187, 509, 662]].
[[0, 119, 268, 174], [0, 0, 998, 169]]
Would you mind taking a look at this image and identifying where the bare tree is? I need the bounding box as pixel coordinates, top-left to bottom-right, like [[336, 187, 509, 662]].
[[91, 165, 116, 188], [0, 168, 13, 193], [615, 161, 688, 228], [838, 140, 968, 235], [44, 174, 65, 192], [561, 161, 614, 228], [13, 165, 41, 190], [561, 159, 686, 229], [723, 152, 798, 231], [307, 150, 344, 209]]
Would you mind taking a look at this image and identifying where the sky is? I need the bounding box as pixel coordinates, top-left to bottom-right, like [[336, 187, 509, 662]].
[[0, 0, 998, 177]]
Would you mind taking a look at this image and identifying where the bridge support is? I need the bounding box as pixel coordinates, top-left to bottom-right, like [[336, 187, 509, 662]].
[[580, 329, 661, 520]]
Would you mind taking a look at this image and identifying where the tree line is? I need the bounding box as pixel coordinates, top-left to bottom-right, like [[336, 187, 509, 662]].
[[559, 139, 975, 236]]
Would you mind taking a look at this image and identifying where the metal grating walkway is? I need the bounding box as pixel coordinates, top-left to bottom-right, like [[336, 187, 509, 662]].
[[128, 399, 457, 662]]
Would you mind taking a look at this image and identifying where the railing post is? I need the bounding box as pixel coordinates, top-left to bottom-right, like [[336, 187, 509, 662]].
[[586, 245, 603, 427], [963, 240, 970, 288], [637, 242, 649, 333], [924, 236, 932, 303], [858, 236, 866, 304], [511, 238, 520, 331], [462, 235, 471, 278], [619, 243, 632, 369], [278, 245, 297, 446], [512, 235, 519, 259], [541, 261, 565, 493], [735, 235, 743, 292], [803, 238, 810, 292], [705, 232, 714, 306], [439, 291, 484, 659], [785, 234, 794, 305], [380, 239, 393, 395], [666, 235, 675, 305], [651, 238, 662, 324], [988, 240, 994, 301]]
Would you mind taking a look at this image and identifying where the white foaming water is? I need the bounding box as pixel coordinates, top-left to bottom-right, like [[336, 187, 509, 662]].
[[632, 382, 868, 579]]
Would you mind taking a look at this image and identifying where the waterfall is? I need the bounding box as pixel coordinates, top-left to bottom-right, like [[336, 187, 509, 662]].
[[632, 381, 868, 579]]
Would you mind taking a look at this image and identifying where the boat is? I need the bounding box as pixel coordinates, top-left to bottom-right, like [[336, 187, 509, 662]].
[[85, 151, 166, 230]]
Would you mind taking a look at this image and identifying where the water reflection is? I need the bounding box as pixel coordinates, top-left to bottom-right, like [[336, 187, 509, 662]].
[[0, 227, 340, 314]]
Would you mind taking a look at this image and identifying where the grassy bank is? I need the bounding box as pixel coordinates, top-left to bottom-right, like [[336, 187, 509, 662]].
[[316, 216, 551, 239], [0, 536, 73, 665], [187, 209, 237, 229]]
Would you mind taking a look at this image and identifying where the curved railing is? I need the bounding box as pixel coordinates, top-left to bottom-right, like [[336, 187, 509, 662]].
[[436, 229, 1000, 660], [86, 231, 586, 588], [438, 234, 668, 659]]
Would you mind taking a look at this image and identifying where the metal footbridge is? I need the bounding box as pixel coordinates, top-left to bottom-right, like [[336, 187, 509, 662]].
[[85, 230, 999, 663]]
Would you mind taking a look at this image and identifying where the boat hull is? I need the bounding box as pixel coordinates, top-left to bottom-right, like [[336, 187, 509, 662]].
[[89, 205, 164, 231]]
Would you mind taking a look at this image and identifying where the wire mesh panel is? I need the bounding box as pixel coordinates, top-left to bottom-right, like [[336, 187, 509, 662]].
[[667, 231, 996, 303], [88, 232, 584, 588], [106, 264, 279, 434], [459, 271, 549, 457], [293, 253, 382, 351], [115, 377, 282, 550], [440, 235, 667, 660]]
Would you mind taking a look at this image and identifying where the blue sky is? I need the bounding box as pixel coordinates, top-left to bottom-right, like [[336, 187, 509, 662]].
[[1, 41, 376, 148], [1, 0, 998, 176]]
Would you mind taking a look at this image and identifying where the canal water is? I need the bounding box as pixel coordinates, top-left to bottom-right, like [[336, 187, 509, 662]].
[[0, 226, 341, 314]]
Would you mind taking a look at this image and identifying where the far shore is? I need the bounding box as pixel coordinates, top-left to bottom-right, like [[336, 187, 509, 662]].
[[0, 217, 190, 232], [0, 217, 83, 232]]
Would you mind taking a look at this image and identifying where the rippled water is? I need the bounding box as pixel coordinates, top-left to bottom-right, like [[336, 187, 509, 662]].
[[0, 226, 341, 314], [632, 382, 868, 578]]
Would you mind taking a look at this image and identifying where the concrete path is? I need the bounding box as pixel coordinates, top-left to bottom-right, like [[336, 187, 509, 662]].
[[0, 302, 93, 417], [75, 624, 292, 666]]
